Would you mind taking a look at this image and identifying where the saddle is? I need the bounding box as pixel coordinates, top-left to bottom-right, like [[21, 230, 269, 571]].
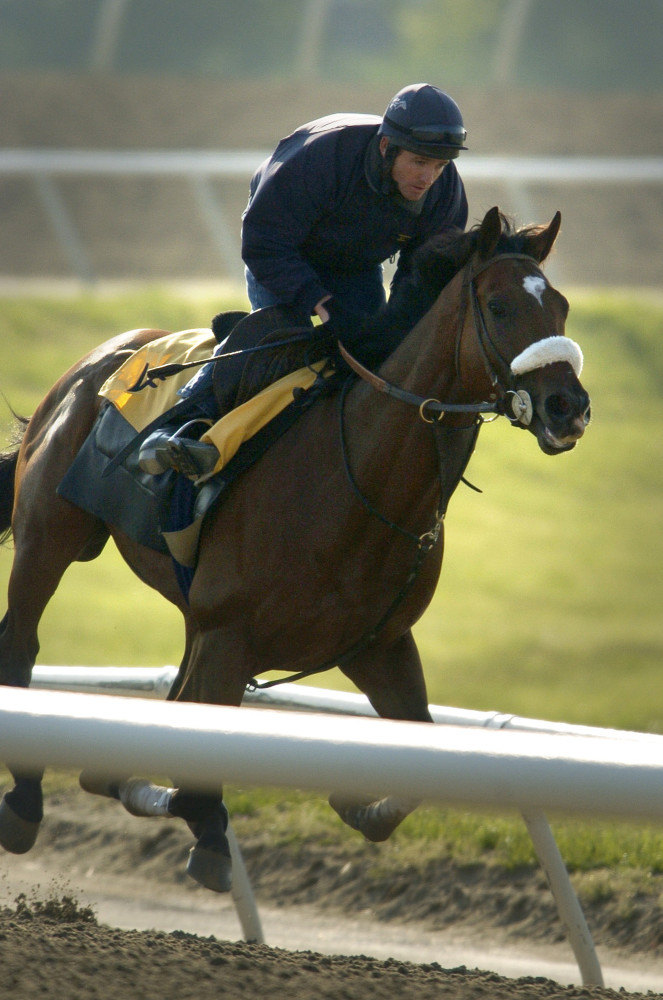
[[210, 305, 333, 414], [57, 306, 340, 598]]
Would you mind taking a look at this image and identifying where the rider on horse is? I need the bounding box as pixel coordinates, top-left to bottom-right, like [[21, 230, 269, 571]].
[[139, 83, 469, 478]]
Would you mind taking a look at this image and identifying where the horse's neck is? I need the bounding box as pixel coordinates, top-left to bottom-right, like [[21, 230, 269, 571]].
[[341, 273, 467, 526], [380, 270, 464, 401]]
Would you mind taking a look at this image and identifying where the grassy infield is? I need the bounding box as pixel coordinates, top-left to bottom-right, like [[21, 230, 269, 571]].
[[1, 286, 662, 882]]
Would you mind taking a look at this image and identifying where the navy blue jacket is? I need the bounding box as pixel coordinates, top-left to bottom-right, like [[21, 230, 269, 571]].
[[241, 113, 468, 316]]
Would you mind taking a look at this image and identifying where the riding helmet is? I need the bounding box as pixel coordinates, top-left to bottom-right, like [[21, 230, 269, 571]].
[[378, 83, 467, 159]]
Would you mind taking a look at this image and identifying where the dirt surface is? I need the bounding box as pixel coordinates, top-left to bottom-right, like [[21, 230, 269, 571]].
[[1, 72, 662, 286], [0, 902, 635, 1000], [1, 787, 663, 999]]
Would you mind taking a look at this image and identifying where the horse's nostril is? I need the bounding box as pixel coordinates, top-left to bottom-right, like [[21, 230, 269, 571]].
[[545, 394, 572, 420]]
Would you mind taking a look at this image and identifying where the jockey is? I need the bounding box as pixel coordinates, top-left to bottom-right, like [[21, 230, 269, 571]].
[[242, 81, 468, 336], [139, 83, 469, 478]]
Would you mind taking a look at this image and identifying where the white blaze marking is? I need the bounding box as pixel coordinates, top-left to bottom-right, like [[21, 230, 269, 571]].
[[523, 274, 547, 305]]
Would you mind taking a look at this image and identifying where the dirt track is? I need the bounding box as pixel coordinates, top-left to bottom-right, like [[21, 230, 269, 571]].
[[1, 901, 630, 1000], [2, 788, 663, 999]]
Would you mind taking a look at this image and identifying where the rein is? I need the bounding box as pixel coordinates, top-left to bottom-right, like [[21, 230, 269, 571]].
[[127, 327, 319, 392], [338, 343, 499, 421], [338, 252, 545, 426]]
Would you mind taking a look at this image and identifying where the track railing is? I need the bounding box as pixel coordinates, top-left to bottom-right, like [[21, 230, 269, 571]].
[[5, 666, 663, 986], [3, 150, 662, 282]]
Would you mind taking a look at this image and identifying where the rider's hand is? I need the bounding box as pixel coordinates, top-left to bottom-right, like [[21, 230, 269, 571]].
[[321, 298, 366, 346]]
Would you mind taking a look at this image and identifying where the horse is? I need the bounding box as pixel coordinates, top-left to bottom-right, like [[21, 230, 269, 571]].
[[0, 207, 590, 893]]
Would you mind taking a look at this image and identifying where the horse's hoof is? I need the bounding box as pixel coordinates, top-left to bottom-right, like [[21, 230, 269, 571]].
[[187, 843, 233, 893], [329, 793, 416, 843], [0, 798, 40, 854], [328, 793, 364, 834]]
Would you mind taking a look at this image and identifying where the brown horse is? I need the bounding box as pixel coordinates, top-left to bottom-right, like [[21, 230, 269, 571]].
[[0, 208, 590, 892]]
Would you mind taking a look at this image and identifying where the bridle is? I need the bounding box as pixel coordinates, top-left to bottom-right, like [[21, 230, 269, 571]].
[[340, 251, 549, 428], [461, 252, 547, 425]]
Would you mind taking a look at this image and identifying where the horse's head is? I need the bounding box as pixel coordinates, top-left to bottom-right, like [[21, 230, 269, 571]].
[[458, 207, 591, 455]]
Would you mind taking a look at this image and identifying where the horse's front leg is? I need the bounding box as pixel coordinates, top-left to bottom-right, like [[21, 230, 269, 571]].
[[329, 630, 432, 842], [168, 788, 232, 892], [0, 607, 45, 853], [164, 624, 253, 890]]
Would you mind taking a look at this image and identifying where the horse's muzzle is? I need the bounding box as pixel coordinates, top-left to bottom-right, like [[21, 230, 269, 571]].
[[535, 386, 591, 454]]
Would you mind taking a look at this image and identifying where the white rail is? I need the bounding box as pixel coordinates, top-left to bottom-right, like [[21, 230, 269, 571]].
[[4, 150, 662, 283], [2, 149, 662, 182], [4, 684, 663, 823], [7, 667, 663, 986], [30, 664, 663, 745]]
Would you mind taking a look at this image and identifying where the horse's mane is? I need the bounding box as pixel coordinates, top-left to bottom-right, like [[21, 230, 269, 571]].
[[359, 212, 543, 361]]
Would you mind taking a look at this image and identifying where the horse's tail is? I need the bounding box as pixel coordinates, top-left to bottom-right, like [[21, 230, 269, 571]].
[[0, 414, 28, 542]]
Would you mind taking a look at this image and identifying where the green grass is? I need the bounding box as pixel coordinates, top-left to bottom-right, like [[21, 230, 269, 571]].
[[227, 785, 663, 878], [1, 285, 662, 875]]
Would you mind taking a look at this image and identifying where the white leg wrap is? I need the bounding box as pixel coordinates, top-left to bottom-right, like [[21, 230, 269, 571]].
[[118, 778, 176, 818], [363, 795, 420, 831]]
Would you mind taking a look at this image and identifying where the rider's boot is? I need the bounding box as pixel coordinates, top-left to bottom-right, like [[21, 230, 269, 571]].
[[139, 355, 225, 479], [138, 419, 220, 479], [139, 332, 246, 479]]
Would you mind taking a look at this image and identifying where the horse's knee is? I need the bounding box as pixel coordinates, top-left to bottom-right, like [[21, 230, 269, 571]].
[[328, 793, 419, 843], [0, 780, 43, 854]]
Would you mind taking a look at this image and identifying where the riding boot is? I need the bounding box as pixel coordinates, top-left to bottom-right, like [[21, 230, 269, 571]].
[[138, 419, 220, 479]]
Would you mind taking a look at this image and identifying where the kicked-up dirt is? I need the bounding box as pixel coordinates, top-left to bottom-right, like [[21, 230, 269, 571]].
[[1, 787, 663, 999]]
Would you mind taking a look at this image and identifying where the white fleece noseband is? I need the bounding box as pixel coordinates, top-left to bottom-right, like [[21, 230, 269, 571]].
[[510, 336, 584, 378]]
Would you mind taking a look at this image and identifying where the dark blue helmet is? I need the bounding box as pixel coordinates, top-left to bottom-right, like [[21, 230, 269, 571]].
[[378, 83, 467, 160]]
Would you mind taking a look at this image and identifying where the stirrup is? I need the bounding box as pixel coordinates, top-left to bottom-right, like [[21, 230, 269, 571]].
[[138, 420, 218, 479]]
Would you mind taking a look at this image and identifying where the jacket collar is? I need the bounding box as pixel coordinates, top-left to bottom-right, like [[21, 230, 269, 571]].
[[363, 134, 427, 216]]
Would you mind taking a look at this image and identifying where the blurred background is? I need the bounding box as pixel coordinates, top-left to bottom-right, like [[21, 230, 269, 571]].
[[1, 0, 662, 289], [0, 1, 662, 729]]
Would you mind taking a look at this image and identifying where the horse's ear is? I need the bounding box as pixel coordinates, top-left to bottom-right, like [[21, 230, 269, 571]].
[[526, 211, 562, 263], [476, 206, 503, 260]]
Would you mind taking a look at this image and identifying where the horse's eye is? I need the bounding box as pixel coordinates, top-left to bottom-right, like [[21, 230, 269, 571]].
[[488, 299, 508, 319]]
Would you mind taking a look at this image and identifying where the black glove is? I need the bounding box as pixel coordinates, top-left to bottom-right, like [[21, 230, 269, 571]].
[[322, 298, 367, 346], [324, 298, 402, 371]]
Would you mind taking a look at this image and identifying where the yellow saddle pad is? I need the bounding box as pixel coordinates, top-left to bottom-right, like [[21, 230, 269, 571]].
[[99, 328, 329, 480]]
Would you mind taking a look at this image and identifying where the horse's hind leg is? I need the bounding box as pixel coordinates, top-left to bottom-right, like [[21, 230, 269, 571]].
[[80, 622, 235, 893], [0, 501, 109, 854], [330, 630, 433, 842], [79, 774, 233, 893], [0, 602, 44, 852]]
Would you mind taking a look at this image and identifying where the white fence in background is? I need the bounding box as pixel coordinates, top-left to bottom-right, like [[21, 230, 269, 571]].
[[3, 666, 662, 986], [3, 150, 662, 283]]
